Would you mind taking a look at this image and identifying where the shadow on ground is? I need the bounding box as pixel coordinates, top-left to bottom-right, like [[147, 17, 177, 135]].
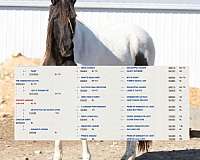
[[190, 130, 200, 138], [136, 149, 200, 160]]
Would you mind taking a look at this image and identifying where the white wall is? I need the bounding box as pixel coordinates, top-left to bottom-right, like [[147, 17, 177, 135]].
[[0, 6, 200, 87], [0, 7, 49, 59]]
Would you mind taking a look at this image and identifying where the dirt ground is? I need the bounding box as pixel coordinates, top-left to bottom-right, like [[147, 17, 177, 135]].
[[0, 54, 200, 160]]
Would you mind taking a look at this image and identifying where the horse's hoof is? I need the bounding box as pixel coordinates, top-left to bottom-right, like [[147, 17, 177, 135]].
[[52, 156, 62, 160], [121, 155, 127, 160], [121, 155, 135, 160], [52, 158, 62, 160], [82, 153, 91, 160]]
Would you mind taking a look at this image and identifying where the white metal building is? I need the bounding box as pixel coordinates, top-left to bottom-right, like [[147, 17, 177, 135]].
[[0, 0, 200, 87]]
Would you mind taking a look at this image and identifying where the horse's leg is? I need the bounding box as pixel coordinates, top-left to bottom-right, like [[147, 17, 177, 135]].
[[121, 141, 137, 160], [82, 140, 91, 160], [53, 140, 63, 160]]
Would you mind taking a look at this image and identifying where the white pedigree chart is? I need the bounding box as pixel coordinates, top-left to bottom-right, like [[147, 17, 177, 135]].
[[15, 66, 189, 140]]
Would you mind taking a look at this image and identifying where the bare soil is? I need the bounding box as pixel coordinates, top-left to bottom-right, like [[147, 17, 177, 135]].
[[0, 54, 200, 160]]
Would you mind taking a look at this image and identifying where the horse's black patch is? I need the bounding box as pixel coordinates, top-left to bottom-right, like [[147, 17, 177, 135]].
[[135, 52, 148, 66], [43, 0, 77, 66]]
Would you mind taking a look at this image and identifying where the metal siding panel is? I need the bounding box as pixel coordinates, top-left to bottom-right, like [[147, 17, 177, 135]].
[[0, 9, 7, 62], [0, 7, 199, 87], [15, 9, 24, 54], [1, 1, 200, 10], [22, 9, 30, 57], [39, 10, 49, 56], [31, 10, 40, 57]]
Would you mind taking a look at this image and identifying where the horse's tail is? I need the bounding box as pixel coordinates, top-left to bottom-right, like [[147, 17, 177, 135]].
[[138, 141, 152, 152]]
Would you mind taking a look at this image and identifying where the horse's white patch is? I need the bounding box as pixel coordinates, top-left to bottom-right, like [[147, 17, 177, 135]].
[[53, 19, 155, 160], [73, 19, 155, 66]]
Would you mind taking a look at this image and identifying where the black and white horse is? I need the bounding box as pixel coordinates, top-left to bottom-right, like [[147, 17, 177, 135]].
[[42, 0, 155, 159]]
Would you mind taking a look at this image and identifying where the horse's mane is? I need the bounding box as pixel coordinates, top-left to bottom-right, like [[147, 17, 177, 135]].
[[42, 0, 76, 65]]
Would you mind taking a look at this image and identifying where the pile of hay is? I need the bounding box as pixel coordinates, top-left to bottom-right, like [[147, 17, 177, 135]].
[[190, 88, 200, 107], [0, 53, 40, 114]]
